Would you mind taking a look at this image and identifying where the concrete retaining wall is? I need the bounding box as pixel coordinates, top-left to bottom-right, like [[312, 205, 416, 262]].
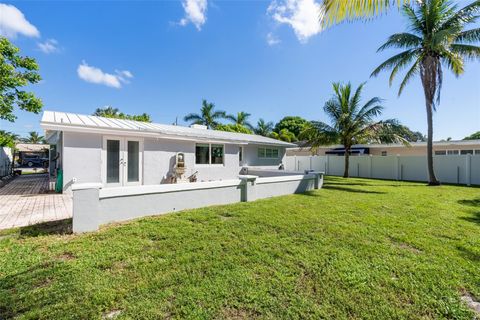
[[72, 171, 324, 233]]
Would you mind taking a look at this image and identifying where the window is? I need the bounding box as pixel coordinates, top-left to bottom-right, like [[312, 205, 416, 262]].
[[447, 150, 459, 155], [195, 143, 224, 165], [258, 147, 279, 159], [435, 150, 447, 155], [211, 144, 224, 164], [475, 150, 480, 155], [381, 151, 387, 156], [195, 144, 210, 164], [460, 150, 474, 155]]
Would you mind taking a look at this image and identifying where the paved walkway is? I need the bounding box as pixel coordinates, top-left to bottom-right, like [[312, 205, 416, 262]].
[[0, 174, 72, 230]]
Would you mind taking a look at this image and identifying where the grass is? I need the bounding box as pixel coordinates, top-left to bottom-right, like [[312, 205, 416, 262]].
[[0, 177, 479, 319]]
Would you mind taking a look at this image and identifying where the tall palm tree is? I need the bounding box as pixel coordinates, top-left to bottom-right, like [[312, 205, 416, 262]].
[[321, 0, 413, 26], [255, 119, 274, 136], [226, 112, 254, 130], [371, 0, 480, 185], [300, 82, 405, 178], [184, 100, 226, 129], [24, 131, 45, 144], [93, 106, 120, 118]]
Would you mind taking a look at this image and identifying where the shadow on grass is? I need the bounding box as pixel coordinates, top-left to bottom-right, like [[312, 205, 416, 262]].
[[19, 219, 72, 237], [458, 198, 480, 207], [457, 245, 480, 262], [459, 212, 480, 226], [322, 185, 386, 194]]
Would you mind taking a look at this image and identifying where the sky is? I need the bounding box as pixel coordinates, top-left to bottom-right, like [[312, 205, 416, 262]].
[[0, 0, 479, 141]]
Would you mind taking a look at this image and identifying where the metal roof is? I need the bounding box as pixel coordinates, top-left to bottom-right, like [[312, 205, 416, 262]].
[[40, 111, 295, 147]]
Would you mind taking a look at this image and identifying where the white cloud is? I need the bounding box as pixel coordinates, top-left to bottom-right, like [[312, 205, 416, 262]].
[[0, 3, 40, 38], [267, 0, 323, 43], [179, 0, 207, 30], [266, 32, 281, 46], [77, 61, 133, 89], [37, 39, 60, 54]]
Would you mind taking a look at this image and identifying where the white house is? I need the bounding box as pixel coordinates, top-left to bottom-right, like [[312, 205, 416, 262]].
[[41, 111, 295, 193]]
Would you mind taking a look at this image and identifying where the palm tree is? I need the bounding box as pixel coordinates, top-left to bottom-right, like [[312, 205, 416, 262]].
[[24, 131, 45, 144], [255, 119, 274, 136], [184, 100, 226, 129], [270, 129, 297, 142], [93, 106, 120, 118], [321, 0, 413, 26], [226, 112, 254, 130], [300, 82, 405, 178], [371, 0, 480, 185]]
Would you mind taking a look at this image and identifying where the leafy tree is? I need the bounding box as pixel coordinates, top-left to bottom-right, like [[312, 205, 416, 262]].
[[0, 130, 18, 148], [226, 112, 254, 130], [184, 100, 226, 129], [384, 122, 426, 142], [255, 119, 274, 136], [0, 37, 43, 122], [270, 129, 297, 142], [464, 131, 480, 140], [216, 123, 253, 134], [371, 0, 480, 185], [300, 82, 405, 178], [274, 116, 308, 140], [23, 131, 45, 144], [93, 106, 152, 122]]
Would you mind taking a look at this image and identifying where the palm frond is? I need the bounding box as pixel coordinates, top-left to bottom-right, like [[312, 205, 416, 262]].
[[398, 58, 421, 96], [377, 33, 423, 51], [455, 28, 480, 43], [371, 49, 419, 78], [450, 43, 480, 61]]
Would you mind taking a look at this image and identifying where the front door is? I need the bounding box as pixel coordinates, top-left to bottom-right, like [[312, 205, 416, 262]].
[[104, 137, 143, 187]]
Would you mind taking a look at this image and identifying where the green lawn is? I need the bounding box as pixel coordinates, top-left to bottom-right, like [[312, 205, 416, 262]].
[[1, 177, 479, 319]]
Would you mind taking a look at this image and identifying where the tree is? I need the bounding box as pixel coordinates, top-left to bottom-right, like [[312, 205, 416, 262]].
[[93, 106, 152, 122], [0, 130, 18, 148], [0, 37, 43, 122], [300, 82, 405, 178], [226, 112, 254, 130], [371, 0, 480, 185], [384, 122, 426, 142], [274, 116, 308, 140], [270, 128, 297, 142], [321, 0, 413, 26], [464, 131, 480, 140], [255, 119, 274, 136], [216, 123, 253, 134], [184, 100, 226, 129], [23, 131, 45, 144]]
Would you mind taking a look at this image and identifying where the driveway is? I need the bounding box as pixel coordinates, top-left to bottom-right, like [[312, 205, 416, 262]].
[[0, 174, 72, 230]]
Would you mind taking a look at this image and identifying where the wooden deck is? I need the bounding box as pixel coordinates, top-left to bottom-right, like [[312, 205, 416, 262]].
[[0, 174, 72, 230]]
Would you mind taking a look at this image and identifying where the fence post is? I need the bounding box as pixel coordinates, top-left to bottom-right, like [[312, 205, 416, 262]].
[[309, 156, 312, 170], [368, 155, 373, 178], [466, 154, 471, 186], [394, 156, 400, 180], [72, 183, 102, 233], [294, 155, 297, 171]]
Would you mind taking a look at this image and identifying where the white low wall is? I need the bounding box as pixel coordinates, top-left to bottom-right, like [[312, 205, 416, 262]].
[[72, 172, 324, 232], [286, 154, 480, 185]]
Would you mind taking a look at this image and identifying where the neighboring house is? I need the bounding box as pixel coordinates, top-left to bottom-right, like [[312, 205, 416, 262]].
[[15, 143, 49, 167], [287, 140, 480, 157], [41, 111, 294, 193]]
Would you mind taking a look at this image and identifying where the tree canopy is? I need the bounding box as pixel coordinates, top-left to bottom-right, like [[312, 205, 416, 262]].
[[184, 100, 226, 129], [216, 123, 253, 134], [93, 106, 152, 122], [274, 116, 308, 140], [0, 37, 43, 122], [464, 131, 480, 140]]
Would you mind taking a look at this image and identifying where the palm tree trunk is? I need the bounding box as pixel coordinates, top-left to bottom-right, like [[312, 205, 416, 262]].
[[420, 56, 440, 186], [343, 146, 350, 178]]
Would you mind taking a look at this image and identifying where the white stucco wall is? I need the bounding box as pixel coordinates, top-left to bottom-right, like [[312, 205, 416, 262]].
[[63, 132, 103, 192], [61, 131, 288, 191]]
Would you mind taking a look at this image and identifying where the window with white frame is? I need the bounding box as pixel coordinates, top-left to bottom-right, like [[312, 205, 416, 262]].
[[460, 150, 474, 155], [435, 150, 447, 155], [258, 147, 279, 159], [475, 150, 480, 155], [381, 151, 387, 156], [195, 143, 224, 165]]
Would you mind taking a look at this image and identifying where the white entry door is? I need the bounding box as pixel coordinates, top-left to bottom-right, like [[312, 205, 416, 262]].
[[103, 137, 143, 187]]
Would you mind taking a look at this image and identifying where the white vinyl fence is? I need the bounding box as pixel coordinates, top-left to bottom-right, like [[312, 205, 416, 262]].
[[286, 155, 480, 186]]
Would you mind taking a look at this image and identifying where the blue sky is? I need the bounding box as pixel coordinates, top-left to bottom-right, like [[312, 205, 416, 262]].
[[1, 0, 479, 140]]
